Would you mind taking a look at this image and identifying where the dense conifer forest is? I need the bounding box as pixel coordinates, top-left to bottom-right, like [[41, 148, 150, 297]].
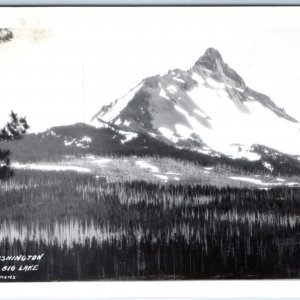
[[0, 170, 300, 280]]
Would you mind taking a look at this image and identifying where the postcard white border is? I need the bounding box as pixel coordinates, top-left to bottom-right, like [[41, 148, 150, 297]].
[[1, 4, 300, 298], [1, 281, 300, 298]]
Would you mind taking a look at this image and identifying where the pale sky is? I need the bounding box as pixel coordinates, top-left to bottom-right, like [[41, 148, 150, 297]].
[[1, 7, 300, 132]]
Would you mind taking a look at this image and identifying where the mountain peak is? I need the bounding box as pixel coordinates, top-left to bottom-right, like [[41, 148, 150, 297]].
[[193, 47, 246, 88], [202, 47, 224, 62], [93, 48, 300, 157], [195, 47, 224, 72]]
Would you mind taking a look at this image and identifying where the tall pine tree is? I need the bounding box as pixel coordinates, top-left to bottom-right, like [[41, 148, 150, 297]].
[[0, 112, 29, 179]]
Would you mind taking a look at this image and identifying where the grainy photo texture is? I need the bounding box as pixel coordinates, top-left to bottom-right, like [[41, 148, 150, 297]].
[[1, 7, 300, 281]]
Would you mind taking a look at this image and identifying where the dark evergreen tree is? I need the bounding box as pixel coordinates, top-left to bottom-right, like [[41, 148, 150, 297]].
[[0, 111, 29, 179]]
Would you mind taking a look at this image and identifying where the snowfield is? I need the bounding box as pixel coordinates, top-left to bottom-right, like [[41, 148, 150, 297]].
[[186, 72, 300, 157], [229, 176, 300, 187], [10, 156, 300, 188], [12, 162, 91, 173]]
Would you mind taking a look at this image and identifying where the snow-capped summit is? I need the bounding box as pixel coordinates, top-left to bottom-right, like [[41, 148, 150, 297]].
[[92, 48, 300, 160]]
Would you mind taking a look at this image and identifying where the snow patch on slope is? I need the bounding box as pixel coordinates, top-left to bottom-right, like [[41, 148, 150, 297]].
[[194, 109, 208, 119], [136, 161, 159, 173], [175, 124, 193, 139], [227, 144, 261, 161], [98, 83, 142, 122], [173, 77, 185, 83], [229, 176, 300, 187], [166, 171, 181, 175], [191, 72, 205, 84], [64, 136, 92, 149], [236, 87, 245, 93], [114, 118, 121, 125], [12, 162, 91, 173], [123, 120, 131, 127], [81, 136, 92, 143], [159, 88, 170, 100], [167, 85, 177, 94], [229, 176, 282, 186], [159, 127, 179, 143], [263, 162, 274, 172], [86, 157, 112, 164], [119, 130, 138, 144], [206, 77, 225, 89], [154, 174, 168, 180]]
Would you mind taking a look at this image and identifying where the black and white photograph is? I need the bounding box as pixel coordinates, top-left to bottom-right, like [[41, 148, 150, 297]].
[[1, 6, 300, 281]]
